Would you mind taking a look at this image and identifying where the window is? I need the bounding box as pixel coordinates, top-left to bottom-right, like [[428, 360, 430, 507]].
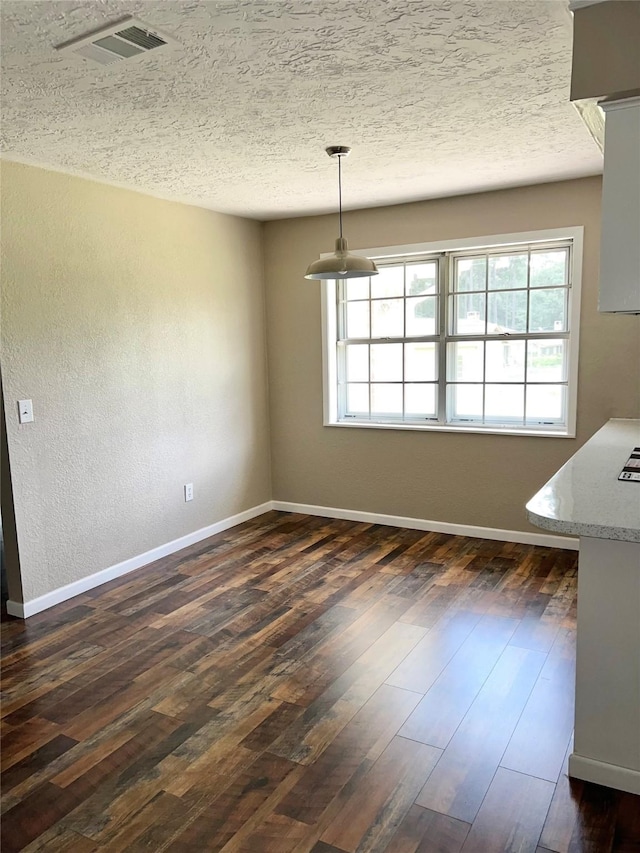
[[322, 228, 582, 436]]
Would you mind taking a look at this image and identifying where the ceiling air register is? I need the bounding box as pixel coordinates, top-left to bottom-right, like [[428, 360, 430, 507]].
[[55, 18, 177, 67]]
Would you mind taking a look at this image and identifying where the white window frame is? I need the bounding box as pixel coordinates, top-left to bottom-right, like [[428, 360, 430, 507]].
[[321, 227, 583, 438]]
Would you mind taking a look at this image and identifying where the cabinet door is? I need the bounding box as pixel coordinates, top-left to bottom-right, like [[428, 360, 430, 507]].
[[599, 99, 640, 314]]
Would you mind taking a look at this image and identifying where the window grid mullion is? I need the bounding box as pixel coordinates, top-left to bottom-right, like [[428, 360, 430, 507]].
[[402, 264, 406, 420], [343, 335, 440, 344], [523, 339, 529, 426], [562, 241, 573, 428], [438, 257, 447, 425], [523, 249, 531, 425], [526, 247, 532, 334], [482, 254, 488, 423], [446, 331, 569, 343], [446, 380, 566, 386], [368, 343, 372, 421], [481, 340, 487, 425]]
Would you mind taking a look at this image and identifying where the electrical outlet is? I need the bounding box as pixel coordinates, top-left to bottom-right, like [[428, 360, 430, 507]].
[[184, 483, 194, 502]]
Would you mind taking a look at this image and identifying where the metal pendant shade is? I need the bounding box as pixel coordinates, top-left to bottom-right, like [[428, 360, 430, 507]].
[[305, 146, 378, 280], [304, 237, 378, 279]]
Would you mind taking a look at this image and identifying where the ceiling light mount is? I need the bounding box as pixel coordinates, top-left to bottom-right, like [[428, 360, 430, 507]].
[[304, 145, 379, 280], [326, 145, 351, 158]]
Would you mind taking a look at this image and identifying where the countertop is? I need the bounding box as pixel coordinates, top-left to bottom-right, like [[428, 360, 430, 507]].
[[527, 418, 640, 542]]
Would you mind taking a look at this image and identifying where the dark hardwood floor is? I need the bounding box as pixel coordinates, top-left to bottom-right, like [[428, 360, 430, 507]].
[[1, 511, 639, 852]]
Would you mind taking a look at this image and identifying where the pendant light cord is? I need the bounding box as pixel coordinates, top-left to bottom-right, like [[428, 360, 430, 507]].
[[338, 154, 343, 240]]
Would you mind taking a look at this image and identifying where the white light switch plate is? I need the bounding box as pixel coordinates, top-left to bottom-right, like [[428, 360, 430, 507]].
[[18, 399, 34, 424]]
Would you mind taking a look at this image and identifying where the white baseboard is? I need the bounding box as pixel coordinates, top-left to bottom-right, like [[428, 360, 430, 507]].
[[569, 752, 640, 795], [6, 498, 577, 620], [6, 501, 273, 620], [271, 501, 579, 551]]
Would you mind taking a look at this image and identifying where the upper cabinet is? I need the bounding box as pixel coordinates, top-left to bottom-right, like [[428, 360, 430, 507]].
[[570, 1, 640, 314], [599, 99, 640, 314], [570, 1, 640, 103]]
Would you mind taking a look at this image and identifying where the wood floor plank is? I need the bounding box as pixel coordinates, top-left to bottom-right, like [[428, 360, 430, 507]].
[[222, 811, 313, 853], [195, 762, 309, 853], [164, 752, 297, 852], [384, 804, 470, 853], [397, 584, 456, 627], [0, 733, 77, 795], [509, 611, 560, 653], [161, 698, 284, 800], [20, 827, 99, 853], [415, 644, 546, 823], [50, 727, 142, 789], [1, 781, 87, 853], [500, 634, 575, 783], [460, 768, 555, 853], [1, 640, 105, 698], [0, 716, 63, 770], [238, 700, 305, 752], [123, 792, 200, 852], [271, 604, 360, 665], [2, 623, 182, 726], [398, 614, 520, 749], [0, 605, 96, 656], [276, 683, 422, 826], [61, 662, 183, 741], [96, 790, 185, 852], [319, 736, 441, 853], [53, 711, 183, 841], [2, 703, 182, 809], [269, 621, 426, 765], [270, 596, 418, 706], [385, 609, 482, 693], [161, 742, 258, 802]]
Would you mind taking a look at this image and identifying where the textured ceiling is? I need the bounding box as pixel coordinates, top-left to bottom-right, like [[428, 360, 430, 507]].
[[0, 0, 602, 220]]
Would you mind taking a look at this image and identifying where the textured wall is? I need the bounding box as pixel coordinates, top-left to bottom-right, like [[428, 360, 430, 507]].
[[1, 161, 271, 603], [264, 177, 640, 534]]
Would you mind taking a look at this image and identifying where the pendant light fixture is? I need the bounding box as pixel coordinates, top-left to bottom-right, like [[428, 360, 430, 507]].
[[304, 146, 379, 280]]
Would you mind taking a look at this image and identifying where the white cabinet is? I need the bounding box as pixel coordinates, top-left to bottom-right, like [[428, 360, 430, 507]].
[[526, 419, 640, 794], [599, 98, 640, 314]]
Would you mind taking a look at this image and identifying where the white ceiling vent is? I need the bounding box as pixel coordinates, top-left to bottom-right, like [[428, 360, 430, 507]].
[[55, 18, 178, 68]]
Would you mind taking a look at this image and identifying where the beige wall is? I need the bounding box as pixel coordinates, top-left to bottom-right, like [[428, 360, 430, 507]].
[[1, 161, 271, 603], [263, 177, 640, 535]]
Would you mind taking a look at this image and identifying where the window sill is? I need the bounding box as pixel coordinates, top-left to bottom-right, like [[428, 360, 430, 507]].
[[324, 419, 575, 438]]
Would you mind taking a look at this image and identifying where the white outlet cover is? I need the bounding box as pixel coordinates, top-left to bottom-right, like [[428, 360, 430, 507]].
[[18, 399, 34, 423]]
